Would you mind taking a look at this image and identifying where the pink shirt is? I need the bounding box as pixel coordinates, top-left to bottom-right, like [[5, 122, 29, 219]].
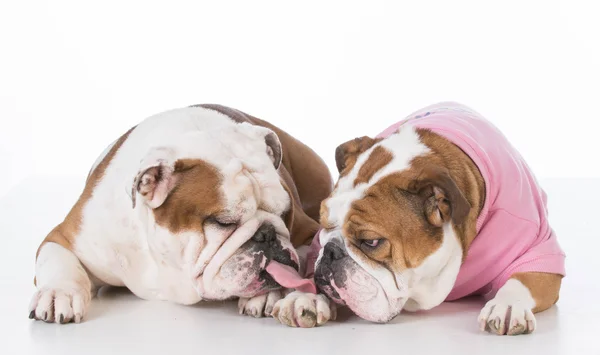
[[376, 102, 566, 300]]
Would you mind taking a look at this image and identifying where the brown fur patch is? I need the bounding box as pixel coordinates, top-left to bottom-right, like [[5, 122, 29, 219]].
[[319, 199, 334, 231], [335, 136, 382, 177], [511, 272, 563, 313], [36, 126, 136, 260], [279, 168, 320, 247], [353, 146, 393, 187], [344, 173, 444, 271], [406, 164, 471, 227], [152, 159, 224, 234]]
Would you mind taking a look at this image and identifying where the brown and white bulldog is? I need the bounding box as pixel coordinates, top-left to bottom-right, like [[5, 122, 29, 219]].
[[313, 102, 565, 335], [28, 104, 335, 326]]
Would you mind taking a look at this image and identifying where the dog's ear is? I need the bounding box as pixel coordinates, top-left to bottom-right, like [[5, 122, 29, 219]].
[[131, 147, 180, 209], [408, 165, 471, 227], [334, 136, 380, 174], [263, 130, 282, 170], [242, 124, 283, 170]]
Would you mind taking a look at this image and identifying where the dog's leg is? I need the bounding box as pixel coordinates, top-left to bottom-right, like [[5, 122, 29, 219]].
[[271, 291, 337, 328], [478, 272, 562, 335], [29, 240, 93, 324]]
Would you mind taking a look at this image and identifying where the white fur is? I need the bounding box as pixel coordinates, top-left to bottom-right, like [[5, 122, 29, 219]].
[[88, 137, 117, 180], [32, 106, 296, 321], [401, 224, 463, 311], [478, 279, 537, 335]]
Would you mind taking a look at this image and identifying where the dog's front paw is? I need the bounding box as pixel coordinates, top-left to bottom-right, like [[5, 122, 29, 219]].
[[478, 279, 537, 335], [271, 291, 336, 328], [478, 300, 536, 335], [238, 290, 283, 318], [29, 286, 91, 324]]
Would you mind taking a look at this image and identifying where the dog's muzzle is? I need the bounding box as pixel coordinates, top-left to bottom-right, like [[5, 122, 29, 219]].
[[244, 222, 298, 289], [314, 241, 349, 304]]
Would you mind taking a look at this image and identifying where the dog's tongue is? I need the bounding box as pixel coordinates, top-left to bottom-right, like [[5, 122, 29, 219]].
[[266, 261, 317, 294]]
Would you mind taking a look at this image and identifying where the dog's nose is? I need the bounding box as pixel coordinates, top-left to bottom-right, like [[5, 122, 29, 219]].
[[252, 223, 277, 243], [323, 241, 346, 262]]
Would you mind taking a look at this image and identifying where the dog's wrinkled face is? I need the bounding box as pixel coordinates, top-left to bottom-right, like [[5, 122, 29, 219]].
[[315, 127, 469, 322], [131, 117, 298, 301]]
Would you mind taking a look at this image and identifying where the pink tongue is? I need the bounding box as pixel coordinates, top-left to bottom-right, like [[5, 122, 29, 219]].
[[266, 261, 317, 294]]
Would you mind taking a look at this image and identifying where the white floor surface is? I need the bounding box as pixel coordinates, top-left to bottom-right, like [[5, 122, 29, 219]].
[[1, 177, 598, 355]]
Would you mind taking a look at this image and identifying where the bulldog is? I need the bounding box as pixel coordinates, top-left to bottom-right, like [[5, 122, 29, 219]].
[[312, 102, 565, 335], [28, 104, 335, 326]]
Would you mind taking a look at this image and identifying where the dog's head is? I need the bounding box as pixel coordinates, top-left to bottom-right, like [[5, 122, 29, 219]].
[[131, 111, 298, 300], [315, 127, 471, 322]]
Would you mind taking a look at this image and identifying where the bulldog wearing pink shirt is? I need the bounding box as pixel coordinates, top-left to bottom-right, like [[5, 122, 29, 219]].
[[309, 102, 565, 335]]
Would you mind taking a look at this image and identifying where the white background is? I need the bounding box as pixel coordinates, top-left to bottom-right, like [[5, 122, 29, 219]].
[[1, 1, 599, 354], [1, 0, 599, 198]]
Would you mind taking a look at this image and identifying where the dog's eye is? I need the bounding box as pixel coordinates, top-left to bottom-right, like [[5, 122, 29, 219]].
[[361, 239, 382, 248], [209, 217, 237, 229], [218, 221, 236, 228], [216, 220, 237, 228]]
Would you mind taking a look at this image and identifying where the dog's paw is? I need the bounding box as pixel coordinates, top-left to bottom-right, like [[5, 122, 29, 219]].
[[478, 301, 536, 335], [29, 287, 91, 324], [238, 290, 283, 318], [478, 279, 537, 335], [271, 291, 336, 328]]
